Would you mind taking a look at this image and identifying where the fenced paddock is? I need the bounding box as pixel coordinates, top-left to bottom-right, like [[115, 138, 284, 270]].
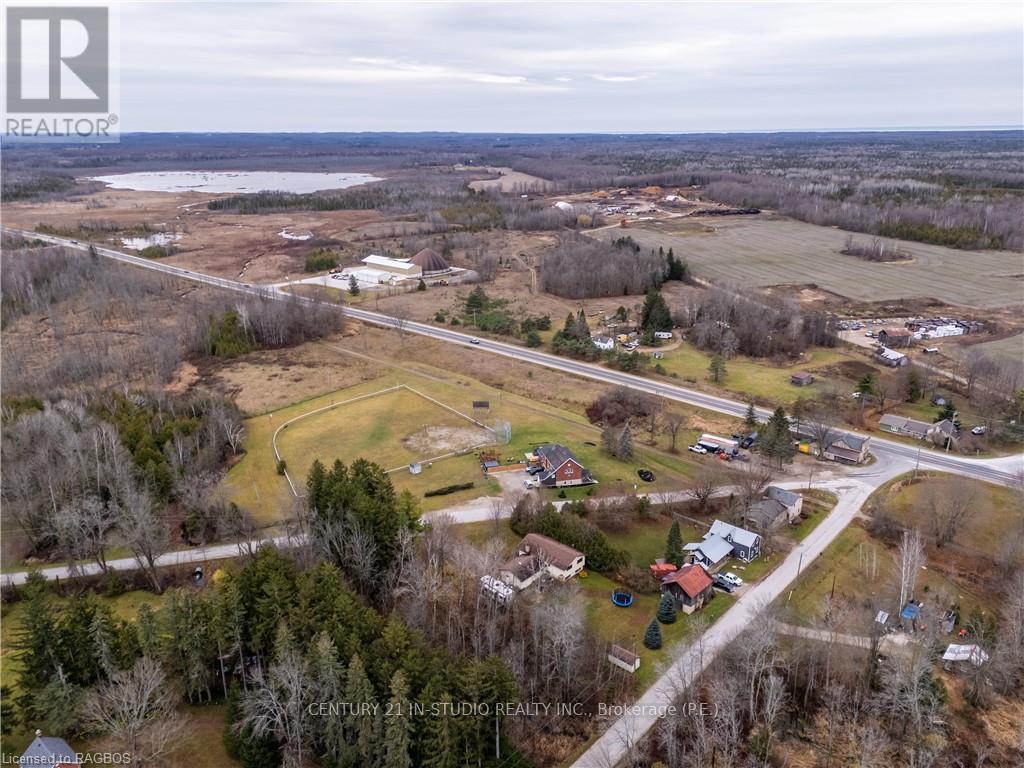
[[273, 384, 500, 497]]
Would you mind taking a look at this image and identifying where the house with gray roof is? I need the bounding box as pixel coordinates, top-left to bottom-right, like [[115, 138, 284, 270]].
[[19, 732, 82, 767], [746, 486, 803, 531], [879, 415, 959, 446], [707, 520, 762, 562], [683, 535, 733, 571], [823, 433, 870, 464]]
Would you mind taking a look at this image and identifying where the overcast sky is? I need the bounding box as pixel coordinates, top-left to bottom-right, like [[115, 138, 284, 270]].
[[119, 1, 1023, 133]]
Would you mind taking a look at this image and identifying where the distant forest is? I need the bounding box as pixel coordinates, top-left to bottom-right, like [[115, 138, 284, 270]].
[[5, 130, 1022, 249]]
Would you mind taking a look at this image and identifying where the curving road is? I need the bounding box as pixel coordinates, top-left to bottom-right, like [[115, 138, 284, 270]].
[[8, 227, 1021, 488], [7, 227, 1022, 767]]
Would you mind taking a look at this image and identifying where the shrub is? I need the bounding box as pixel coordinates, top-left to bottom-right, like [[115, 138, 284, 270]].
[[304, 250, 337, 272], [424, 482, 475, 497], [276, 459, 287, 476]]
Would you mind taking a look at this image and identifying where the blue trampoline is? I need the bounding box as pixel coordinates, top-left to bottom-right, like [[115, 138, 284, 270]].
[[611, 590, 634, 608]]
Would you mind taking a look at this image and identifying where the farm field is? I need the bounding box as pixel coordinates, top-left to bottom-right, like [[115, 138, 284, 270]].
[[952, 332, 1024, 380], [594, 216, 1023, 308], [221, 369, 704, 527]]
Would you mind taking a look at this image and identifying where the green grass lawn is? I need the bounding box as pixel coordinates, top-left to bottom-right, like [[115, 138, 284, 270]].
[[222, 372, 702, 527], [579, 572, 735, 687], [656, 342, 857, 407], [789, 491, 838, 543], [604, 518, 706, 568]]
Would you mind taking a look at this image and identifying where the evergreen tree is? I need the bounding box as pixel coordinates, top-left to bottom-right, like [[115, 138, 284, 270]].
[[383, 670, 413, 768], [348, 275, 360, 296], [665, 248, 688, 281], [856, 373, 876, 421], [344, 654, 379, 764], [617, 424, 634, 460], [906, 368, 923, 402], [307, 633, 346, 759], [664, 520, 684, 566], [418, 689, 456, 768], [464, 285, 488, 315], [936, 400, 961, 429], [708, 355, 727, 383], [601, 426, 617, 457], [136, 603, 160, 658], [760, 407, 795, 467], [88, 607, 117, 678], [656, 594, 677, 625], [640, 289, 672, 333], [525, 330, 542, 347], [643, 617, 662, 650], [744, 403, 759, 432], [575, 309, 591, 340], [416, 278, 426, 291], [0, 686, 15, 737]]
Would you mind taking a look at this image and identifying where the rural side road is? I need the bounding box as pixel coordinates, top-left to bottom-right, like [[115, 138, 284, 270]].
[[571, 479, 874, 768], [5, 228, 1022, 490], [0, 478, 844, 587]]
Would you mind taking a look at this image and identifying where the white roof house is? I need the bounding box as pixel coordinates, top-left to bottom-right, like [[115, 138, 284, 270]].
[[942, 644, 989, 666], [361, 255, 422, 277]]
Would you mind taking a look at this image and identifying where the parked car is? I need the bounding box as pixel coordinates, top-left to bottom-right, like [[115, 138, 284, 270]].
[[720, 572, 744, 588], [851, 323, 862, 330], [688, 444, 708, 454], [527, 465, 544, 475], [712, 576, 736, 593], [469, 338, 481, 345], [971, 425, 987, 436], [923, 347, 940, 354], [637, 469, 655, 482], [523, 479, 535, 489], [865, 331, 876, 338], [740, 431, 758, 449], [717, 451, 732, 462]]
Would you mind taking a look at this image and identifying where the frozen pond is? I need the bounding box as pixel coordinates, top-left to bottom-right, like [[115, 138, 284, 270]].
[[91, 170, 382, 194], [121, 232, 180, 250]]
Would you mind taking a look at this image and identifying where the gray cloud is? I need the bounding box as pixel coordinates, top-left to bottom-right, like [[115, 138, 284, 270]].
[[118, 1, 1023, 132]]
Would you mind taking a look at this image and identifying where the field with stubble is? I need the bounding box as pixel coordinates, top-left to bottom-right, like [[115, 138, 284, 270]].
[[593, 215, 1024, 308]]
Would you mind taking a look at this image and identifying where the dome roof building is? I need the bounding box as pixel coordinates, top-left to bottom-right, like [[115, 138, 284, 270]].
[[410, 248, 450, 275]]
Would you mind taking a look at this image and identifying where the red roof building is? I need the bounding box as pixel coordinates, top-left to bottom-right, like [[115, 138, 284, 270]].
[[661, 564, 713, 614]]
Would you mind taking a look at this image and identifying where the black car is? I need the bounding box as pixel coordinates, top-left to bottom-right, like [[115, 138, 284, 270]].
[[740, 431, 758, 449], [637, 469, 655, 483]]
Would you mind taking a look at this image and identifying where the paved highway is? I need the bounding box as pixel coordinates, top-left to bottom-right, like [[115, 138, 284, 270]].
[[7, 228, 1021, 767], [9, 227, 1021, 488]]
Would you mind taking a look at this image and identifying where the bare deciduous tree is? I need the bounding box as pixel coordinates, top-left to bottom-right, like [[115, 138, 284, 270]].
[[83, 657, 185, 766], [897, 527, 925, 613], [662, 411, 687, 453]]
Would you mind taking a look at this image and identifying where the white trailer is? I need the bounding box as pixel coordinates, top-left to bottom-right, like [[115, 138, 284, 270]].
[[697, 433, 739, 453]]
